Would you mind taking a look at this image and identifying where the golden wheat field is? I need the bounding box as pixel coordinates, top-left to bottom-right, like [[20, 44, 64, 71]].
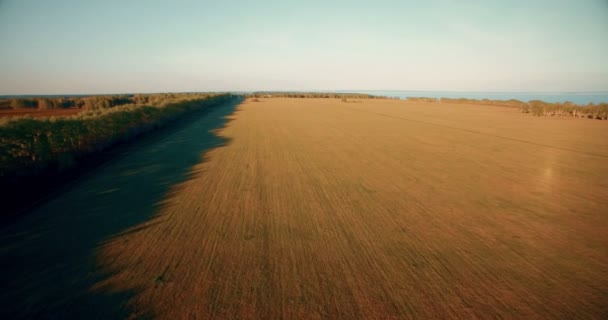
[[88, 98, 607, 319]]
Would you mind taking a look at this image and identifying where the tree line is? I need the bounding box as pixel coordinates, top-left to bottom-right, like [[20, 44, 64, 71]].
[[520, 100, 608, 119], [247, 92, 394, 99], [0, 93, 220, 112], [406, 97, 608, 120], [0, 93, 233, 181]]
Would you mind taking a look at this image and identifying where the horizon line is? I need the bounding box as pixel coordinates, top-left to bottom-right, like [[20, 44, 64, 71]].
[[2, 90, 608, 97]]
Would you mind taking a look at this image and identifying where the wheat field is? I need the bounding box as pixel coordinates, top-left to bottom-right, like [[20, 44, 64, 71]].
[[83, 98, 607, 319]]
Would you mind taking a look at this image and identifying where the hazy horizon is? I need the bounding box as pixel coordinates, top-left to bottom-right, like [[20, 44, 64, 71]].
[[1, 0, 607, 94]]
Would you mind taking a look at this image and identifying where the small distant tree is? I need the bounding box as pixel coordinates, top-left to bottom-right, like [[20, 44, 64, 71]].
[[38, 98, 59, 110], [133, 94, 149, 105], [58, 99, 75, 108], [11, 98, 37, 109], [10, 99, 24, 109], [74, 98, 85, 109]]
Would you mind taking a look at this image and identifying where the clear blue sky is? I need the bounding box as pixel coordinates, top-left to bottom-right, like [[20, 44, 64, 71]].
[[1, 0, 607, 94]]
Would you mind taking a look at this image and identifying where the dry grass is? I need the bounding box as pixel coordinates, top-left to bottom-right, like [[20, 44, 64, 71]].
[[92, 98, 608, 318]]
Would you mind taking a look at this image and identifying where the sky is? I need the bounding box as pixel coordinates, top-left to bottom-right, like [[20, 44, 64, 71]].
[[0, 0, 607, 94]]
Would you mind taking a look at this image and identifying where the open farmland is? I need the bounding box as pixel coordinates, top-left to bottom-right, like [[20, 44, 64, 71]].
[[2, 97, 608, 319]]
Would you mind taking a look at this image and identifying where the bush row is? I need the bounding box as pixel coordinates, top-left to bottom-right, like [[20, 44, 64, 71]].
[[519, 100, 608, 119], [406, 97, 608, 120], [0, 93, 232, 179], [0, 93, 221, 111], [438, 97, 527, 108], [405, 97, 440, 103], [247, 92, 393, 99]]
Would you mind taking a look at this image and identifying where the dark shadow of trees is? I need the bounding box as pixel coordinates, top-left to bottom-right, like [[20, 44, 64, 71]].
[[0, 97, 242, 319]]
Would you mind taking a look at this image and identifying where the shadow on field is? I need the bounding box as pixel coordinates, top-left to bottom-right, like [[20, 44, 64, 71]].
[[0, 97, 242, 319]]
